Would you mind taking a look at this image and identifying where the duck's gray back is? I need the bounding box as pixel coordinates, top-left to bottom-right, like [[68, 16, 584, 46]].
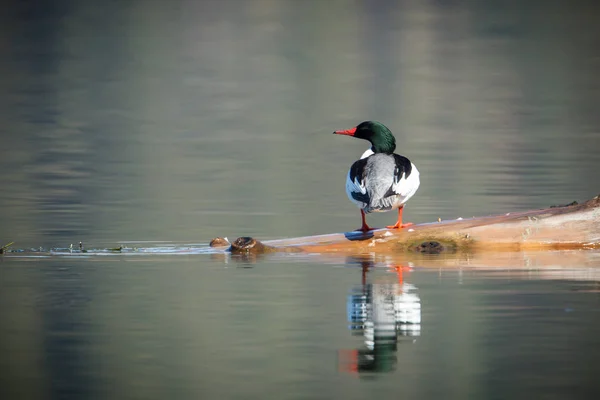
[[363, 154, 396, 212]]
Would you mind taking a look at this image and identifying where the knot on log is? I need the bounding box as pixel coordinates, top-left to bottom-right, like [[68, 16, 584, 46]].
[[413, 240, 445, 254], [405, 236, 464, 254]]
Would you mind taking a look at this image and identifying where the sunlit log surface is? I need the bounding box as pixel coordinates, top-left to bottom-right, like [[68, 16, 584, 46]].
[[220, 194, 600, 256]]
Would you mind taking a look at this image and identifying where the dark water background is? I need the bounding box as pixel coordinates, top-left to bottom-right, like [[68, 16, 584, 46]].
[[1, 0, 600, 399]]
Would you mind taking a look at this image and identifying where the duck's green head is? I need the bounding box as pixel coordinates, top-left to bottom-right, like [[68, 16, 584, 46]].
[[333, 120, 396, 154]]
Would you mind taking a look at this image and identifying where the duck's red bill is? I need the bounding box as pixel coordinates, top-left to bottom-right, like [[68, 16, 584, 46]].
[[334, 127, 357, 136]]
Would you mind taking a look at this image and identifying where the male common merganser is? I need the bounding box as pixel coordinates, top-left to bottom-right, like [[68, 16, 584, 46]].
[[333, 121, 420, 232]]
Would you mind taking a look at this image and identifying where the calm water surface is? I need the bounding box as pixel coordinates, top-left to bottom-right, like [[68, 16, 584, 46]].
[[1, 0, 600, 399], [2, 255, 600, 399]]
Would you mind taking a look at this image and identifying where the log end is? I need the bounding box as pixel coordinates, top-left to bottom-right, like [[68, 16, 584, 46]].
[[229, 236, 280, 254]]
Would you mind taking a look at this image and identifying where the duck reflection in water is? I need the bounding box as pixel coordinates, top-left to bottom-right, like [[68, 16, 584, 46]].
[[339, 257, 421, 375]]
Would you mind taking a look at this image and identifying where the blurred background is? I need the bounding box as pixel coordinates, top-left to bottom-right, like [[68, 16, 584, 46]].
[[1, 0, 598, 248], [1, 1, 600, 399]]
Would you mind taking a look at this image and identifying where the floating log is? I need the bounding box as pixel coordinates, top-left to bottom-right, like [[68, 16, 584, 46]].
[[213, 194, 600, 256]]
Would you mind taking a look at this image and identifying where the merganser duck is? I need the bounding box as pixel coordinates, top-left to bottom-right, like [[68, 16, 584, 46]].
[[333, 121, 420, 233]]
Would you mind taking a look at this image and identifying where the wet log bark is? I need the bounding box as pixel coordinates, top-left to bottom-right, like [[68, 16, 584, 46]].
[[212, 194, 600, 256]]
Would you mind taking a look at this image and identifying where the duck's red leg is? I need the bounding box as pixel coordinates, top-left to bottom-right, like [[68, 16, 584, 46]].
[[390, 264, 412, 285], [355, 210, 374, 232], [386, 206, 413, 230]]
